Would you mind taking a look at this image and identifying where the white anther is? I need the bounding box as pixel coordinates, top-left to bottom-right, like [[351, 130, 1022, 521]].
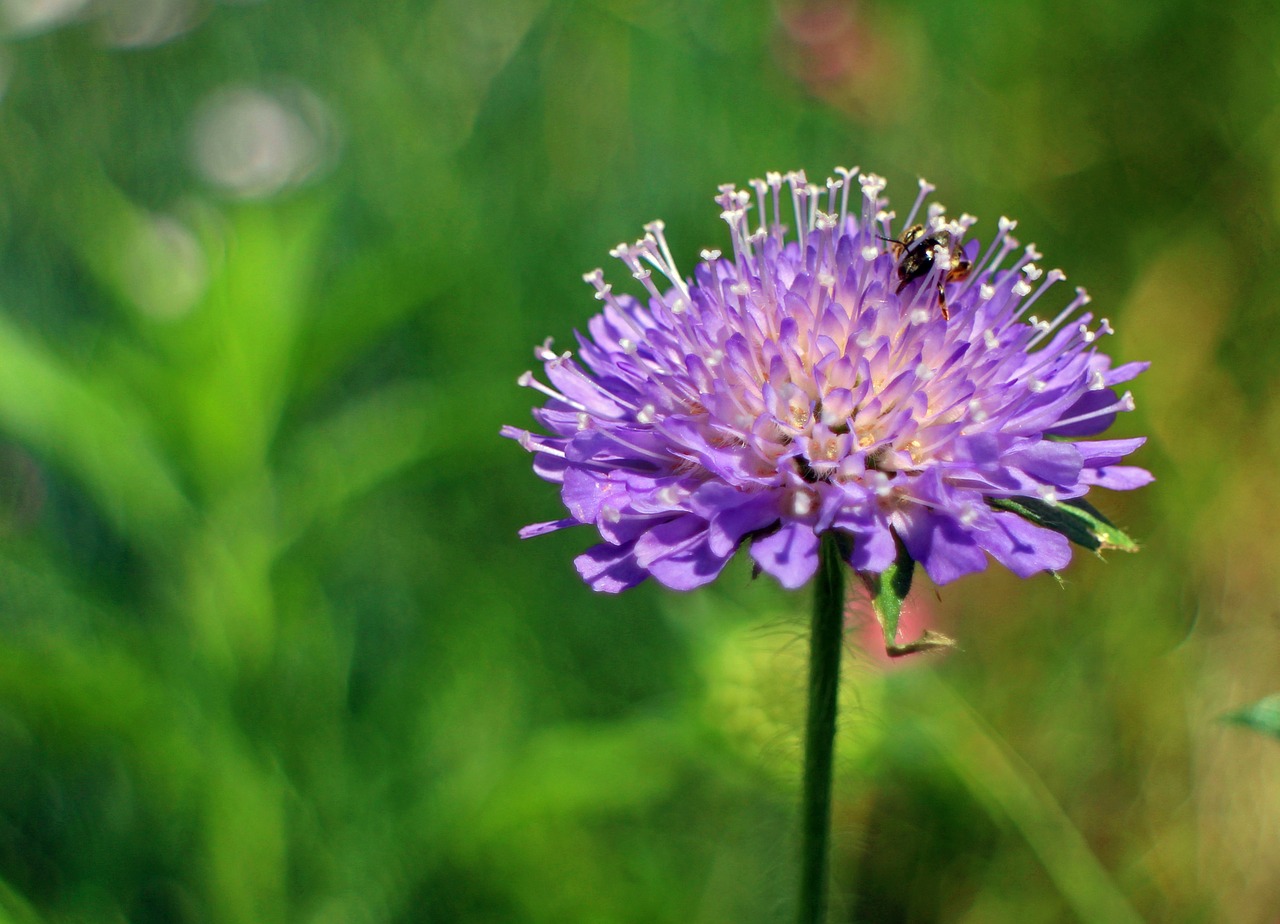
[[979, 284, 995, 300], [618, 338, 637, 353], [958, 504, 980, 526], [967, 399, 988, 423], [1023, 263, 1043, 281], [1036, 485, 1058, 505], [636, 403, 657, 424], [817, 272, 836, 288], [700, 248, 721, 261], [1013, 280, 1033, 297], [1087, 370, 1106, 391], [861, 245, 879, 261], [657, 485, 681, 506], [983, 329, 1000, 349], [576, 412, 590, 430], [601, 507, 622, 523], [859, 173, 886, 199], [1097, 318, 1113, 335], [1119, 392, 1136, 411], [792, 491, 814, 516], [915, 362, 934, 381], [998, 216, 1017, 232], [730, 282, 751, 297], [909, 308, 931, 325], [1029, 379, 1046, 393], [517, 371, 534, 387]]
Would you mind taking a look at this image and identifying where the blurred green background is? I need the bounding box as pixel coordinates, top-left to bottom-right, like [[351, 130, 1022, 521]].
[[0, 0, 1274, 921]]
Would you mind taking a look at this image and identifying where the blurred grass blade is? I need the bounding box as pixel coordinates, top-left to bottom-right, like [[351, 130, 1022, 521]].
[[278, 380, 440, 546], [899, 671, 1145, 924], [0, 315, 189, 544], [0, 875, 46, 924], [1221, 694, 1280, 740]]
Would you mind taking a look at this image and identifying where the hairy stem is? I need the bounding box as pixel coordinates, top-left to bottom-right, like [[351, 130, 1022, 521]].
[[798, 533, 845, 924]]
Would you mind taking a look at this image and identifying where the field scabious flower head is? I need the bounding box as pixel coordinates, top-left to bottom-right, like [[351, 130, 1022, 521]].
[[504, 168, 1150, 594]]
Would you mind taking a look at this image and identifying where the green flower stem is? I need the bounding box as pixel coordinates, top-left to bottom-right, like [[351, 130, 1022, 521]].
[[798, 533, 845, 924]]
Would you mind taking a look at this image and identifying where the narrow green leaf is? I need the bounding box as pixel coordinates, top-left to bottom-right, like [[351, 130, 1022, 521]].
[[989, 495, 1139, 553], [860, 540, 955, 657], [0, 316, 190, 544], [1221, 695, 1280, 741], [865, 544, 914, 648]]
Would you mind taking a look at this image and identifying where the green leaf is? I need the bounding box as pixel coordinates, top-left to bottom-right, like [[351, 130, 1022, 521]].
[[988, 495, 1139, 553], [864, 541, 914, 648], [0, 316, 190, 545], [1221, 695, 1280, 741], [860, 540, 955, 658]]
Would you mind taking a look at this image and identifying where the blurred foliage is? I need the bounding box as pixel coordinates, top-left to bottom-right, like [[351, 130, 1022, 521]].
[[0, 0, 1276, 921]]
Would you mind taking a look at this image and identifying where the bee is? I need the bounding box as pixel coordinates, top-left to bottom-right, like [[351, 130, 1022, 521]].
[[882, 224, 972, 320]]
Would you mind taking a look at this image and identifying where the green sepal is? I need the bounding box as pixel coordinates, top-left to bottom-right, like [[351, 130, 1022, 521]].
[[1221, 694, 1280, 741], [859, 539, 955, 658], [988, 495, 1139, 554]]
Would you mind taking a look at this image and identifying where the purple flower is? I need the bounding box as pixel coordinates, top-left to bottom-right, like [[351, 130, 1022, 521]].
[[504, 169, 1151, 593]]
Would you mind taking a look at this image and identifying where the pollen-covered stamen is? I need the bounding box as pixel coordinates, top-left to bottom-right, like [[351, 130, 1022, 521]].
[[641, 220, 692, 309], [824, 176, 842, 217], [1051, 391, 1137, 431], [610, 241, 669, 308], [806, 183, 823, 233], [748, 178, 770, 235], [787, 171, 810, 251], [1010, 268, 1067, 327], [582, 269, 646, 338], [1012, 243, 1044, 274], [873, 209, 896, 249], [834, 166, 858, 226], [961, 216, 1019, 290], [859, 172, 887, 226], [813, 211, 840, 291], [518, 369, 589, 412], [765, 171, 785, 240], [899, 177, 935, 232], [1024, 285, 1092, 348], [500, 425, 568, 457], [719, 205, 753, 275], [533, 338, 558, 361]]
